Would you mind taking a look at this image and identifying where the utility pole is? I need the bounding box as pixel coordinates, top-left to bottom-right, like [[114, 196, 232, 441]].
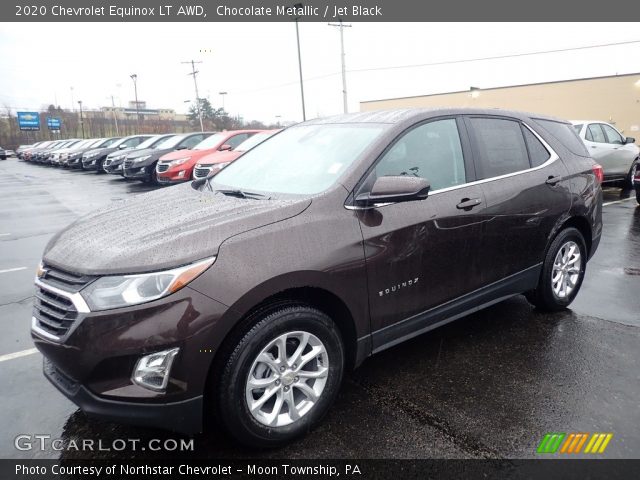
[[182, 60, 204, 132], [77, 100, 85, 139], [110, 95, 120, 136], [328, 19, 352, 114], [70, 86, 75, 112], [130, 74, 140, 133], [293, 4, 306, 121], [219, 91, 228, 113]]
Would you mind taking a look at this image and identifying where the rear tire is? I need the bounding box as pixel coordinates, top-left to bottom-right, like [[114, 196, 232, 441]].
[[526, 227, 587, 312], [636, 186, 640, 205], [215, 305, 344, 448]]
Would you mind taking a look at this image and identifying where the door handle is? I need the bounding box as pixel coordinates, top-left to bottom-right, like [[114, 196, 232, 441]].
[[456, 198, 482, 210], [590, 145, 597, 148], [545, 175, 562, 185]]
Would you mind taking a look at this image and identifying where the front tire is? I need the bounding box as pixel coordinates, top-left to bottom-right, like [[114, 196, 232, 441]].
[[216, 305, 344, 447], [635, 186, 640, 205], [526, 227, 587, 312], [626, 160, 638, 189]]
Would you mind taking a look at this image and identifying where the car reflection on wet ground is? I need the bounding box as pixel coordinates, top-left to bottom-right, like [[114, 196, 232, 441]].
[[1, 159, 638, 459]]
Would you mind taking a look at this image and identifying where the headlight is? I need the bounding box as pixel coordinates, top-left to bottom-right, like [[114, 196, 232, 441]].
[[81, 257, 215, 311], [212, 161, 231, 170], [134, 155, 151, 163], [172, 157, 191, 166]]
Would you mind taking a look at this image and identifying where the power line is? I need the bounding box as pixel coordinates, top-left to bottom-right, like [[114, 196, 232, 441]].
[[228, 38, 640, 95]]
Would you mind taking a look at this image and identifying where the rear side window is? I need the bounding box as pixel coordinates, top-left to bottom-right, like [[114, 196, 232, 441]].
[[469, 118, 530, 179], [374, 118, 466, 191], [573, 124, 583, 135], [534, 118, 590, 157], [522, 127, 550, 167]]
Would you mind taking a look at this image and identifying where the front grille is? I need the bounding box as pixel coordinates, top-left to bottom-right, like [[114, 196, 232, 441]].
[[193, 167, 212, 179], [124, 160, 134, 169], [33, 287, 77, 337], [157, 163, 169, 173]]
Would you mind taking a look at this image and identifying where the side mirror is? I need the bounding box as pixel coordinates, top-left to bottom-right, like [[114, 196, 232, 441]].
[[119, 144, 128, 149], [219, 144, 232, 151], [625, 137, 636, 144], [176, 145, 187, 150], [355, 175, 430, 206]]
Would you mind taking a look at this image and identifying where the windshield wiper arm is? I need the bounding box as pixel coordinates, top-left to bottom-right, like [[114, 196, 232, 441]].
[[215, 189, 268, 199]]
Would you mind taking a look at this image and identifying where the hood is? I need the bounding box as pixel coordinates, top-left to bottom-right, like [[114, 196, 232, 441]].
[[199, 149, 241, 166], [159, 148, 213, 162], [43, 183, 311, 275]]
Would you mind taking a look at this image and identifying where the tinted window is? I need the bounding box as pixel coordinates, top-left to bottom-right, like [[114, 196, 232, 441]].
[[585, 127, 594, 142], [522, 127, 550, 167], [588, 124, 606, 143], [181, 134, 205, 149], [601, 124, 624, 145], [534, 119, 590, 157], [227, 133, 251, 149], [470, 118, 529, 179], [374, 119, 466, 191], [573, 124, 583, 135]]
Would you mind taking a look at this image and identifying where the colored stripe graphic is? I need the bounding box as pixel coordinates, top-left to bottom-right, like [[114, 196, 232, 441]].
[[537, 433, 566, 453], [584, 433, 613, 453]]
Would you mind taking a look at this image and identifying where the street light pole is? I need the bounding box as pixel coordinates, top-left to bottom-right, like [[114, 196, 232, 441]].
[[182, 60, 204, 132], [219, 91, 228, 113], [293, 3, 306, 121], [328, 19, 352, 114], [77, 100, 85, 139], [130, 74, 140, 133], [70, 86, 75, 112], [110, 95, 120, 136]]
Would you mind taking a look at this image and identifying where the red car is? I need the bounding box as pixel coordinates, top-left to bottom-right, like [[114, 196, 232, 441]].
[[155, 130, 264, 184], [192, 130, 280, 179]]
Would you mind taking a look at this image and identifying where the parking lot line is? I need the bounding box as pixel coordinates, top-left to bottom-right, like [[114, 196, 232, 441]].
[[603, 197, 635, 207], [0, 348, 38, 363], [0, 267, 27, 274]]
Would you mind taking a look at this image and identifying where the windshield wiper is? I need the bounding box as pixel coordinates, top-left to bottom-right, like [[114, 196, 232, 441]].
[[215, 188, 269, 200]]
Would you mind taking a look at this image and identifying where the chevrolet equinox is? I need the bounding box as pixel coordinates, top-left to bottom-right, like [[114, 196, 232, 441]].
[[32, 109, 603, 447]]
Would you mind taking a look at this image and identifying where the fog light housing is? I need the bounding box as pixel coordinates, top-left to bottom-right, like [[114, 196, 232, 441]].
[[132, 348, 179, 391], [178, 170, 185, 178]]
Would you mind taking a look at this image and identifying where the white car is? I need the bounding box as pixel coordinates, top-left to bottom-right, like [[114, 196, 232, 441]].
[[571, 120, 639, 187]]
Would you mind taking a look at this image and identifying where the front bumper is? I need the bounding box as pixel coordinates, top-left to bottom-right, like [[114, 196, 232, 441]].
[[82, 158, 100, 170], [31, 283, 230, 434], [44, 357, 203, 434], [123, 165, 149, 179]]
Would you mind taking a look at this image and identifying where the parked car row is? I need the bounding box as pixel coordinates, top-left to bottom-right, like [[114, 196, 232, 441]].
[[17, 129, 278, 185]]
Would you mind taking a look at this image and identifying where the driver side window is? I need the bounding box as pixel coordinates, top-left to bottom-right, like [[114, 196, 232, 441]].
[[374, 119, 466, 191]]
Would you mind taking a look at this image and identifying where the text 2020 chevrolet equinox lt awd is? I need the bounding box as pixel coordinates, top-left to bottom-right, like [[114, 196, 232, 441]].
[[32, 109, 602, 447]]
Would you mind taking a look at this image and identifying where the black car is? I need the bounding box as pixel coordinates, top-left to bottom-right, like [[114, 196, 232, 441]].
[[122, 132, 213, 183], [66, 137, 121, 169], [33, 108, 602, 447], [103, 134, 176, 175], [81, 135, 151, 171]]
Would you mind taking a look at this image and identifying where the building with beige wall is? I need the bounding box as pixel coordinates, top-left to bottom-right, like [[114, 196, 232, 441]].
[[361, 73, 640, 142]]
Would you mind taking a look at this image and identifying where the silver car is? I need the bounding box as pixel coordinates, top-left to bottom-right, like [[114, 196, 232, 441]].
[[572, 120, 639, 187]]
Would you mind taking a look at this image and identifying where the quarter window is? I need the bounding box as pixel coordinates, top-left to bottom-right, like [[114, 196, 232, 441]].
[[373, 119, 466, 191], [587, 124, 606, 143], [522, 127, 550, 167], [470, 118, 530, 179], [601, 124, 624, 145]]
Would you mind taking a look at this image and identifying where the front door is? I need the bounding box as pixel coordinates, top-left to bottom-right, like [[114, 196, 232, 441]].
[[356, 117, 485, 349]]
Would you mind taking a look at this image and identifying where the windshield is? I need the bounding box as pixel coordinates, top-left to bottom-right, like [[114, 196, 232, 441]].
[[136, 135, 168, 150], [85, 138, 104, 148], [235, 131, 277, 152], [98, 137, 120, 148], [211, 124, 385, 195], [193, 133, 225, 150], [109, 136, 135, 148], [156, 134, 187, 149]]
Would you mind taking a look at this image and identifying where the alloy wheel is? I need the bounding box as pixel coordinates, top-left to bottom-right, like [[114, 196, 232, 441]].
[[551, 241, 582, 299]]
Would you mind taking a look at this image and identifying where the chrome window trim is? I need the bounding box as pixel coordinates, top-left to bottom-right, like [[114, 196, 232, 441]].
[[34, 277, 91, 313], [345, 121, 559, 211]]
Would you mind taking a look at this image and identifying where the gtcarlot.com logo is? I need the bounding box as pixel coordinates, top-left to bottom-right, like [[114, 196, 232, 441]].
[[537, 432, 613, 454]]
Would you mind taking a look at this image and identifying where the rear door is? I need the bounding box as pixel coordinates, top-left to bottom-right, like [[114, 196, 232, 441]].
[[465, 116, 571, 285]]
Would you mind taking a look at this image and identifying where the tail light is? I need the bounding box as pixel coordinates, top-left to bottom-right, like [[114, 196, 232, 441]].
[[592, 164, 604, 184]]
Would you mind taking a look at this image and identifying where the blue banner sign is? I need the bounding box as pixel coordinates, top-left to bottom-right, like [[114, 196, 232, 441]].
[[17, 111, 40, 131], [47, 117, 62, 130]]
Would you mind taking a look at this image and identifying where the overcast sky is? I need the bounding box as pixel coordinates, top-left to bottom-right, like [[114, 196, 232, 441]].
[[1, 22, 639, 123]]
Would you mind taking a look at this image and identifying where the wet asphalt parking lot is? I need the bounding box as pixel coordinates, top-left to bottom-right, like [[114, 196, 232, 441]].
[[0, 157, 639, 460]]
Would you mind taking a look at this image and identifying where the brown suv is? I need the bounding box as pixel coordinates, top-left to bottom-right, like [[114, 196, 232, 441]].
[[32, 108, 603, 447]]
